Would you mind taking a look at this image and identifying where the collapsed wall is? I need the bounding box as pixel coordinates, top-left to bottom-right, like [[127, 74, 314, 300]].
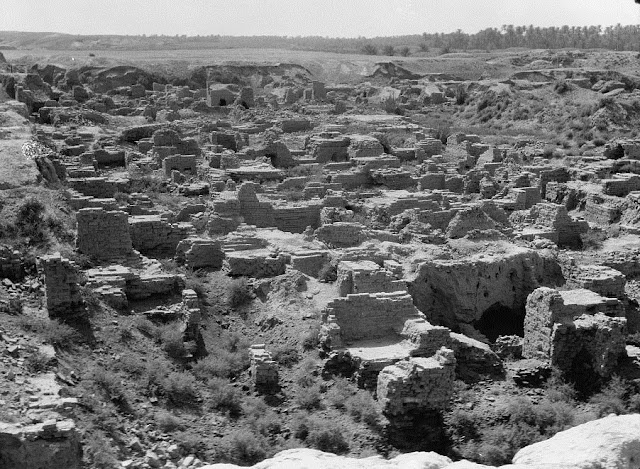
[[408, 245, 563, 337], [38, 253, 85, 318], [0, 419, 82, 469], [377, 347, 456, 450], [524, 287, 626, 388]]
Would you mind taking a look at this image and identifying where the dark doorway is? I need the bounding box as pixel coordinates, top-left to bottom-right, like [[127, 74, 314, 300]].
[[219, 98, 227, 106], [474, 303, 524, 342]]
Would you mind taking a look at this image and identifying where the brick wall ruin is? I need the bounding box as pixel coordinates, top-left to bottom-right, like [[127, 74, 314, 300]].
[[38, 253, 85, 318], [76, 208, 133, 260]]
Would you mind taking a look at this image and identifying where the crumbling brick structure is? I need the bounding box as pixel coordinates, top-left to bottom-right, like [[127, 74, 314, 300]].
[[162, 154, 196, 177], [175, 238, 224, 269], [524, 287, 626, 384], [128, 215, 195, 256], [39, 253, 85, 318], [76, 208, 133, 260], [337, 260, 405, 296], [250, 344, 279, 393], [323, 291, 423, 343], [0, 419, 82, 469]]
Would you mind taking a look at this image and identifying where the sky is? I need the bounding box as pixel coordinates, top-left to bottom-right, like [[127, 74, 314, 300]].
[[2, 0, 640, 38]]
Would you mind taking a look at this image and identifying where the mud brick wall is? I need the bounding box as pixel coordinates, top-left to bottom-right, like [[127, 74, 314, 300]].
[[328, 171, 370, 189], [281, 118, 311, 133], [523, 287, 623, 360], [539, 167, 570, 198], [585, 193, 624, 225], [67, 176, 128, 198], [314, 222, 368, 248], [377, 348, 456, 421], [175, 238, 224, 269], [0, 419, 82, 469], [225, 251, 287, 278], [250, 345, 279, 391], [445, 175, 464, 193], [529, 203, 588, 248], [76, 208, 133, 260], [162, 154, 197, 177], [371, 169, 415, 190], [337, 260, 405, 297], [551, 314, 626, 379], [308, 137, 350, 163], [512, 187, 541, 210], [418, 209, 459, 231], [127, 274, 185, 300], [417, 172, 445, 190], [564, 265, 626, 299], [324, 291, 422, 342], [415, 138, 442, 159], [0, 245, 24, 280], [38, 253, 85, 318], [129, 216, 195, 255], [273, 203, 322, 233], [290, 250, 330, 277], [603, 174, 640, 197], [347, 136, 384, 158]]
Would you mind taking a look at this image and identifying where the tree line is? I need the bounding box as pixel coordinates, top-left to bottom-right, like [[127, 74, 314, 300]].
[[4, 25, 640, 55]]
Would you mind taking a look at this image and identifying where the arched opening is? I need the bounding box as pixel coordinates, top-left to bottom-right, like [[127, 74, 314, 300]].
[[474, 303, 524, 342], [240, 100, 249, 109], [219, 98, 227, 106]]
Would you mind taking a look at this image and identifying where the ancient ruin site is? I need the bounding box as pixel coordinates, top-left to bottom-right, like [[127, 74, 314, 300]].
[[7, 8, 640, 468]]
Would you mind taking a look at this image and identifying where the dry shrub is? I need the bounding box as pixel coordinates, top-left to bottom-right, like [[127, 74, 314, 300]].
[[227, 277, 253, 308]]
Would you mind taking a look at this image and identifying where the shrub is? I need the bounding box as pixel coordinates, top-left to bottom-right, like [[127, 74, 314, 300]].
[[161, 327, 187, 358], [192, 333, 250, 380], [15, 197, 47, 244], [91, 368, 128, 404], [217, 430, 268, 465], [162, 371, 199, 406], [24, 350, 51, 373], [445, 395, 576, 465], [207, 377, 243, 417], [272, 345, 299, 367], [156, 410, 185, 432], [227, 278, 253, 308], [589, 375, 628, 417], [86, 434, 120, 469], [554, 80, 572, 94], [326, 378, 353, 409], [399, 46, 410, 57], [306, 418, 349, 454], [346, 391, 381, 426], [18, 317, 81, 349], [317, 261, 337, 283], [133, 316, 157, 337], [293, 383, 323, 410], [293, 357, 320, 388], [382, 45, 395, 56], [243, 398, 282, 436], [302, 324, 321, 351]]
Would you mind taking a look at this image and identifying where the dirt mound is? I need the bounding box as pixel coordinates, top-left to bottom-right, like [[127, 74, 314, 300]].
[[205, 62, 313, 87], [80, 65, 158, 93], [369, 61, 422, 80]]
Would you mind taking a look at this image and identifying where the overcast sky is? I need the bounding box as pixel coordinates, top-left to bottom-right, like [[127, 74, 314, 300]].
[[2, 0, 639, 37]]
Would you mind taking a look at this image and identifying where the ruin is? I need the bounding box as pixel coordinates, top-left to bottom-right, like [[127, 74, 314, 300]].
[[6, 32, 640, 469]]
